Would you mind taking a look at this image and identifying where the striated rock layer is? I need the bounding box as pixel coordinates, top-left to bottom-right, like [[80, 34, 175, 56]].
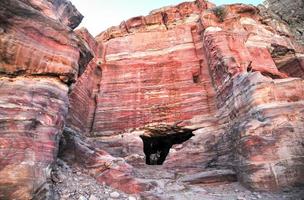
[[65, 0, 304, 194], [0, 77, 69, 199], [262, 0, 304, 45], [0, 0, 89, 199], [258, 0, 304, 79], [93, 1, 217, 135], [1, 0, 304, 198]]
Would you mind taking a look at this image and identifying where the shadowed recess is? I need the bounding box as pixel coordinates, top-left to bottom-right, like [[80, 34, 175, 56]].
[[140, 124, 195, 165]]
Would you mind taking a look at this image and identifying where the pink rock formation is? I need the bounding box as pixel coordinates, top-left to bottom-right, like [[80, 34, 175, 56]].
[[0, 0, 89, 199], [66, 0, 304, 193], [0, 77, 69, 199], [1, 0, 304, 198], [66, 28, 101, 136], [0, 0, 82, 83], [60, 129, 151, 194], [94, 1, 217, 135]]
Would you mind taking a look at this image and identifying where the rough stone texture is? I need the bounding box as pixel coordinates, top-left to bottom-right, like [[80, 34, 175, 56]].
[[94, 1, 217, 135], [262, 0, 304, 45], [258, 1, 304, 79], [1, 0, 304, 198], [67, 0, 304, 193], [0, 0, 82, 83], [18, 0, 84, 29], [0, 77, 69, 200], [53, 158, 304, 200], [59, 129, 152, 194], [216, 73, 304, 190], [66, 28, 102, 136], [0, 0, 87, 199]]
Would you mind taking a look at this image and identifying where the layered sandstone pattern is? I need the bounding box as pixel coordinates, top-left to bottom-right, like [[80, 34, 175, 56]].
[[215, 72, 304, 190], [0, 0, 88, 199], [70, 0, 304, 192], [66, 28, 102, 136], [94, 0, 217, 135], [0, 0, 82, 83], [258, 1, 304, 79], [262, 0, 304, 45], [201, 3, 304, 190], [0, 77, 69, 199], [1, 0, 304, 198]]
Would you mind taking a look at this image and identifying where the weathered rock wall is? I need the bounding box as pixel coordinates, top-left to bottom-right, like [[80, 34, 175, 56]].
[[202, 3, 304, 190], [1, 0, 304, 197], [0, 0, 89, 199], [258, 0, 304, 79], [72, 0, 304, 192], [66, 28, 102, 136], [262, 0, 304, 45], [93, 1, 217, 135]]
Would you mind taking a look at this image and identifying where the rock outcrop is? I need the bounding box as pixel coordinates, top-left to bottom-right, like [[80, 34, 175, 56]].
[[66, 0, 304, 194], [261, 0, 304, 45], [258, 0, 304, 79], [0, 0, 90, 199], [1, 0, 304, 199]]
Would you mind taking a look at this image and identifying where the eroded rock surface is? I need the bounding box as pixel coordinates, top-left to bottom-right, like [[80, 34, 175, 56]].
[[262, 0, 304, 45], [1, 0, 304, 199], [68, 0, 304, 193], [258, 1, 304, 79], [0, 0, 89, 199]]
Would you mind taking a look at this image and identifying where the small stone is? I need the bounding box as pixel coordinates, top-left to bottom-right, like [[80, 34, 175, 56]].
[[235, 189, 239, 192], [61, 193, 71, 198], [89, 195, 99, 200], [79, 195, 87, 200], [77, 171, 82, 175], [283, 188, 291, 193], [237, 196, 246, 200], [128, 196, 137, 200], [256, 194, 262, 199], [110, 192, 120, 198]]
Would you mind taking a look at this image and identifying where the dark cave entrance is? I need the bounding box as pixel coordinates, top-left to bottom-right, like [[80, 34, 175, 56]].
[[140, 125, 194, 165]]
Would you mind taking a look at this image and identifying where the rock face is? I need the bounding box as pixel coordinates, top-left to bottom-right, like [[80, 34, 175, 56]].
[[0, 0, 88, 199], [66, 28, 101, 136], [0, 77, 69, 199], [65, 0, 304, 194], [93, 1, 217, 135], [258, 0, 304, 79], [1, 0, 304, 199], [262, 0, 304, 45]]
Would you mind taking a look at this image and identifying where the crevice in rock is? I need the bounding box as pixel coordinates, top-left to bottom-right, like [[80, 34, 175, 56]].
[[161, 12, 169, 30], [140, 124, 194, 165], [192, 73, 200, 83], [89, 66, 102, 135]]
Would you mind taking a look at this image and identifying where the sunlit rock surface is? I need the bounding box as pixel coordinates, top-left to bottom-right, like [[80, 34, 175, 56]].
[[70, 0, 304, 193], [0, 77, 69, 199], [262, 0, 304, 45], [0, 0, 88, 199], [1, 0, 304, 198]]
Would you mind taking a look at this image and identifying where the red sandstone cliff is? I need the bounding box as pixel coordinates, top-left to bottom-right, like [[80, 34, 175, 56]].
[[0, 0, 91, 199], [0, 0, 304, 199], [66, 0, 304, 194]]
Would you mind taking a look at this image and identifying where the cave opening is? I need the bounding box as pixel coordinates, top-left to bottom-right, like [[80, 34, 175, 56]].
[[140, 125, 195, 165]]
